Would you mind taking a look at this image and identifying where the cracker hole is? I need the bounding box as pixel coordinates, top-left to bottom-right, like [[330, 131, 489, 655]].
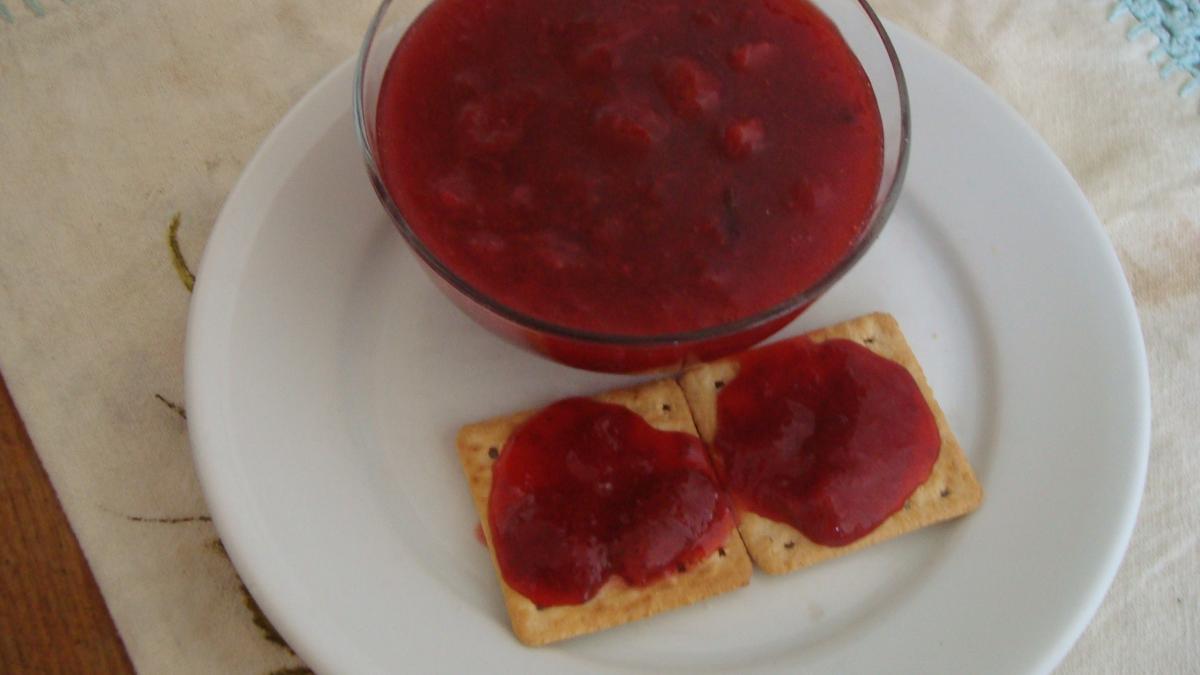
[[864, 336, 876, 344], [662, 403, 672, 412], [940, 487, 951, 498], [487, 447, 499, 459], [718, 547, 726, 557], [714, 380, 725, 390], [783, 541, 795, 549]]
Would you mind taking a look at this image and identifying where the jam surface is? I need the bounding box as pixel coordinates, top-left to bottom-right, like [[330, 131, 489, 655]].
[[376, 0, 883, 335], [488, 398, 733, 606], [713, 338, 940, 546]]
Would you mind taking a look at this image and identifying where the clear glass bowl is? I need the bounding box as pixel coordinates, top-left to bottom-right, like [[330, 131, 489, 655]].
[[354, 0, 909, 373]]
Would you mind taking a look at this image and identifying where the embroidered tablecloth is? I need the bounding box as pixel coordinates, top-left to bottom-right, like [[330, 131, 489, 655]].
[[0, 1, 1195, 672]]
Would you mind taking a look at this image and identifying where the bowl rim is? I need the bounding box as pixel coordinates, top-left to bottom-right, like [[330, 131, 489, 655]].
[[353, 0, 911, 347]]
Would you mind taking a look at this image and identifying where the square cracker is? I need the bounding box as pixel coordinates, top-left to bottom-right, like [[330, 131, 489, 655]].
[[678, 312, 983, 575], [456, 378, 753, 646]]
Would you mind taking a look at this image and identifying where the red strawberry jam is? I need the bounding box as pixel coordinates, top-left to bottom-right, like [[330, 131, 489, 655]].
[[376, 0, 883, 336], [488, 398, 734, 606], [712, 339, 940, 546]]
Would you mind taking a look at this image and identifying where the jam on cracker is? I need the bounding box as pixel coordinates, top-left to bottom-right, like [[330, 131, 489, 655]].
[[488, 398, 734, 606], [712, 338, 941, 546]]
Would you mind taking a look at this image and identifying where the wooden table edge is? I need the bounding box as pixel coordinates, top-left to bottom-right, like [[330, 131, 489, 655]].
[[0, 370, 136, 674]]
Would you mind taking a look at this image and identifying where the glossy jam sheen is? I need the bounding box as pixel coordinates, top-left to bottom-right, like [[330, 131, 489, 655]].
[[488, 398, 734, 606], [713, 339, 940, 546], [376, 0, 883, 336]]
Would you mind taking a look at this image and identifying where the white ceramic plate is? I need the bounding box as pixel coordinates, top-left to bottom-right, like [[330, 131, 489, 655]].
[[186, 25, 1150, 675]]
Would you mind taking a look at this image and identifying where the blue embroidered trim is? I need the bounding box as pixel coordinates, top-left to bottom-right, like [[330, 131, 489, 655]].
[[0, 0, 66, 23], [1111, 0, 1200, 97]]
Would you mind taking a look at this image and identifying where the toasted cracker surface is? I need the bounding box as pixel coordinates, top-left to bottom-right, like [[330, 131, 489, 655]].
[[456, 379, 752, 646], [678, 312, 983, 575]]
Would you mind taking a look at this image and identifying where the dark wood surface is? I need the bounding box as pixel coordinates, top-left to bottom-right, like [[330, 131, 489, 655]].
[[0, 371, 136, 674]]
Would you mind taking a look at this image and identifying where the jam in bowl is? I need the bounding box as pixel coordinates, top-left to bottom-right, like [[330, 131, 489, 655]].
[[355, 0, 909, 373]]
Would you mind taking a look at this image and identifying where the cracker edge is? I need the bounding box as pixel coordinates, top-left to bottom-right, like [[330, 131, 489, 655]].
[[678, 312, 984, 575], [456, 378, 753, 646]]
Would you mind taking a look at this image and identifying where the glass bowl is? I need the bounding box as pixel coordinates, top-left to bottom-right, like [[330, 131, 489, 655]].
[[354, 0, 909, 373]]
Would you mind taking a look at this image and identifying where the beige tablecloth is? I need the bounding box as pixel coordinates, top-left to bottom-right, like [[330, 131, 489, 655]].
[[0, 1, 1195, 672]]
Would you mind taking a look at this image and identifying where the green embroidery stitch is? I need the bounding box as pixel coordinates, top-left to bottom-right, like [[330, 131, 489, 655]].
[[122, 514, 211, 524], [208, 541, 300, 654], [154, 393, 188, 420], [168, 212, 196, 292], [241, 583, 294, 652], [101, 505, 211, 524]]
